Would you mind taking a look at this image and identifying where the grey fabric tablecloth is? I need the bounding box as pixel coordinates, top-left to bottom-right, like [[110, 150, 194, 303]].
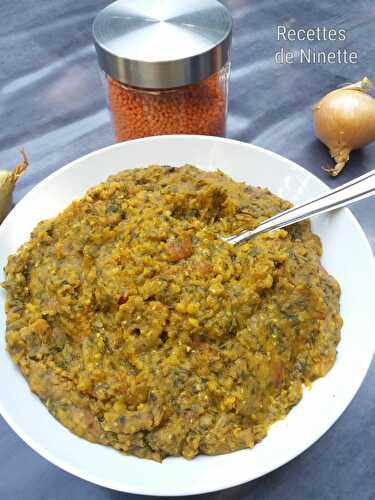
[[1, 1, 374, 498]]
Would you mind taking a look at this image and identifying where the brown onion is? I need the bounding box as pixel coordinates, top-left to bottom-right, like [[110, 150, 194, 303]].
[[0, 150, 28, 223], [313, 77, 375, 176]]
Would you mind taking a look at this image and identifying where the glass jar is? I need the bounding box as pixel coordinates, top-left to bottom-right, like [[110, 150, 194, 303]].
[[93, 0, 232, 142]]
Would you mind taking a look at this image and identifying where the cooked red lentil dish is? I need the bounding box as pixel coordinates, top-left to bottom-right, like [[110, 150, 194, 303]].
[[3, 165, 342, 461]]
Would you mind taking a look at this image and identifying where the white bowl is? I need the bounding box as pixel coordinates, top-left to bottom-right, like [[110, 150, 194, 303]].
[[1, 135, 375, 496]]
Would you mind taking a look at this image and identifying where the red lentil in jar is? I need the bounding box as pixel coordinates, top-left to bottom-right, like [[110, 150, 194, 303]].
[[93, 0, 232, 142]]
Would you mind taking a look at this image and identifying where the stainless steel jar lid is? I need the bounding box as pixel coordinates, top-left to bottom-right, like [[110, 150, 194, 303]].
[[92, 0, 232, 89]]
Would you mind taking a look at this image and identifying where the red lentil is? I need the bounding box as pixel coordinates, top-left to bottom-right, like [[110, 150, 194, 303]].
[[106, 71, 227, 142]]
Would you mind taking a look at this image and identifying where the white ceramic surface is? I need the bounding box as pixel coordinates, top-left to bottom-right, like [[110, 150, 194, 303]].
[[0, 135, 374, 496]]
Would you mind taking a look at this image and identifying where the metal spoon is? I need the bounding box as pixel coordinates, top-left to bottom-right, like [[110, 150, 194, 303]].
[[222, 169, 375, 246]]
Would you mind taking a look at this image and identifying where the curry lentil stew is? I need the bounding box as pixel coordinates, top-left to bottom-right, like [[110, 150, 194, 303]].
[[3, 165, 342, 461]]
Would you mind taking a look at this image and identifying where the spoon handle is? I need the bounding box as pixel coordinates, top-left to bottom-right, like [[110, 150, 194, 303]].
[[223, 169, 375, 245]]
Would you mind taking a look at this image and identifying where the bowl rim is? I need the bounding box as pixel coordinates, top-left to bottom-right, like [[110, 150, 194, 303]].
[[1, 134, 375, 496]]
